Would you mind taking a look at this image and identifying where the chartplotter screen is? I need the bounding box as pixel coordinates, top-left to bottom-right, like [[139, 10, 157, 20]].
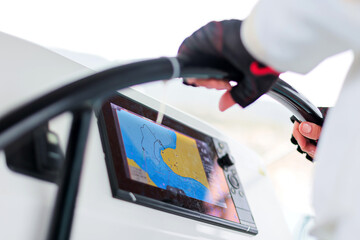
[[97, 93, 257, 234]]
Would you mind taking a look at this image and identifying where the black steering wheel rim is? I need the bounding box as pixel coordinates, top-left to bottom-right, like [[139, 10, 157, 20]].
[[0, 57, 323, 149]]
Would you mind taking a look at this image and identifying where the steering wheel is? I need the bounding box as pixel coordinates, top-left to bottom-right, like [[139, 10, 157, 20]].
[[0, 57, 323, 240]]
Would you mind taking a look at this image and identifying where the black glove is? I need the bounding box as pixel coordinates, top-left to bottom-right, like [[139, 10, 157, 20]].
[[290, 107, 329, 161], [178, 19, 280, 108]]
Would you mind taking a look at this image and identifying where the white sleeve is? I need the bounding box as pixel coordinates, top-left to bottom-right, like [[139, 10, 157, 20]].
[[241, 0, 360, 73]]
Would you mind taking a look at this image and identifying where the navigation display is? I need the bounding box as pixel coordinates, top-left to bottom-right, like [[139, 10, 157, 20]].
[[113, 104, 228, 208], [97, 94, 258, 234]]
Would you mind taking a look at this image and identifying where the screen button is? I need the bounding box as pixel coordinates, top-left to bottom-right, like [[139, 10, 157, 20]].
[[228, 175, 240, 189]]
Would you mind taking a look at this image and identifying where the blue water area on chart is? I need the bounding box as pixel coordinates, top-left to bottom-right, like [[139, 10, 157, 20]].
[[116, 109, 209, 201]]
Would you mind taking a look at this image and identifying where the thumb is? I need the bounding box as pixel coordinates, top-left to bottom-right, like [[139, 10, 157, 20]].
[[299, 122, 322, 140], [219, 90, 237, 112]]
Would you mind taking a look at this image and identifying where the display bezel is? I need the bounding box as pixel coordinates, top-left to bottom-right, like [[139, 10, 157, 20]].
[[96, 93, 257, 234]]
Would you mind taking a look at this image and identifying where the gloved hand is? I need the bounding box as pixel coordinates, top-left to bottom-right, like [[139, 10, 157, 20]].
[[178, 19, 280, 108]]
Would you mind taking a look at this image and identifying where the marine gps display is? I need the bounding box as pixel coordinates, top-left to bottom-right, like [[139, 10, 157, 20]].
[[96, 93, 258, 235]]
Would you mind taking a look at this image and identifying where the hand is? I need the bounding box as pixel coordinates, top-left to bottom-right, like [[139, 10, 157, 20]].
[[292, 121, 322, 159], [178, 20, 280, 110]]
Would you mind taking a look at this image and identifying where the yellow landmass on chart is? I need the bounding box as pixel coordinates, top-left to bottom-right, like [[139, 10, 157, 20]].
[[127, 158, 157, 187], [161, 133, 209, 189]]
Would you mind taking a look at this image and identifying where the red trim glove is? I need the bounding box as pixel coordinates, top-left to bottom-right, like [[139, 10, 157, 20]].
[[178, 19, 280, 108]]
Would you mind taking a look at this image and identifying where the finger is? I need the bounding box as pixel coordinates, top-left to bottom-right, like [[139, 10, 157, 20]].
[[301, 143, 317, 158], [292, 122, 318, 158], [292, 122, 307, 149], [219, 91, 237, 112], [205, 79, 231, 90], [299, 122, 322, 140], [211, 80, 232, 90], [185, 78, 200, 85], [186, 78, 231, 90]]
